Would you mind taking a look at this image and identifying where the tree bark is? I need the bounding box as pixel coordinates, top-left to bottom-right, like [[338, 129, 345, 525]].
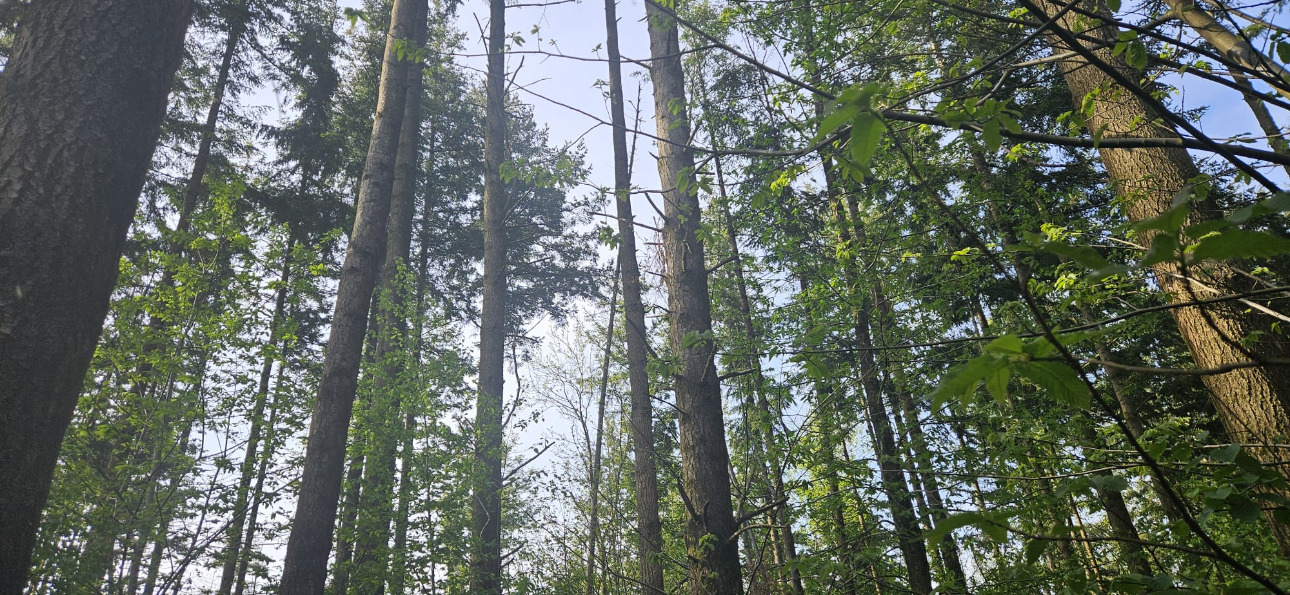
[[0, 1, 192, 590], [829, 195, 934, 595], [351, 2, 427, 590], [470, 0, 509, 593], [1033, 0, 1290, 555], [602, 2, 666, 592], [277, 0, 415, 589], [644, 3, 743, 593], [217, 236, 294, 595]]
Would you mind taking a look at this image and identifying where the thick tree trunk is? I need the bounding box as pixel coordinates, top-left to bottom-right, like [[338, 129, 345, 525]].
[[351, 4, 427, 591], [0, 1, 192, 590], [602, 2, 666, 592], [277, 0, 415, 590], [470, 0, 509, 593], [1034, 0, 1290, 555], [644, 3, 743, 593]]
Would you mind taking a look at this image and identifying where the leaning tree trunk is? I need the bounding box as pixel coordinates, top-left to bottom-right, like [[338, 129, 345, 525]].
[[470, 0, 509, 593], [602, 2, 666, 592], [277, 0, 415, 590], [644, 2, 743, 593], [0, 1, 192, 590], [1030, 0, 1290, 555], [351, 3, 428, 590]]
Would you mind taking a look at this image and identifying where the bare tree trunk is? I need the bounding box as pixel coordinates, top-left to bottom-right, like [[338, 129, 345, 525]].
[[0, 1, 191, 589], [643, 2, 743, 593], [601, 2, 665, 592], [586, 272, 619, 595], [1033, 0, 1290, 555], [218, 235, 294, 595], [351, 4, 428, 591], [470, 0, 509, 593], [827, 188, 933, 595], [234, 363, 290, 595], [277, 0, 415, 589]]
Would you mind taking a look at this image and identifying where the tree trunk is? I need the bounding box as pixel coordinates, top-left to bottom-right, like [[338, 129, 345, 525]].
[[351, 3, 428, 591], [1033, 0, 1290, 555], [830, 195, 934, 595], [217, 236, 294, 595], [602, 2, 666, 592], [470, 0, 509, 593], [234, 363, 290, 595], [644, 2, 743, 593], [0, 1, 192, 590], [586, 272, 619, 595], [277, 0, 415, 589]]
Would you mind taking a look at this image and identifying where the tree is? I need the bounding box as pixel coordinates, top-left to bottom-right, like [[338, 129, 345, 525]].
[[644, 2, 743, 593], [0, 1, 192, 590], [277, 0, 415, 590]]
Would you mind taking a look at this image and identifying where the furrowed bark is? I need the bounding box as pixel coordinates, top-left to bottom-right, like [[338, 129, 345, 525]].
[[602, 1, 666, 591], [277, 0, 415, 589], [0, 1, 192, 590], [470, 0, 509, 592], [644, 2, 744, 593], [1032, 0, 1290, 556]]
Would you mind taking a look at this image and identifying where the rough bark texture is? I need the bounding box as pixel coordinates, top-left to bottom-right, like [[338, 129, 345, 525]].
[[470, 0, 509, 593], [1037, 0, 1290, 555], [603, 2, 666, 592], [351, 2, 427, 590], [0, 1, 192, 590], [277, 0, 414, 590], [644, 3, 743, 593]]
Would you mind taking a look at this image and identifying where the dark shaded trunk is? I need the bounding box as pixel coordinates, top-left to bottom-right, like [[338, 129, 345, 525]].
[[277, 0, 415, 589], [644, 2, 743, 593], [351, 3, 428, 591], [470, 0, 509, 593], [602, 2, 665, 592], [1033, 0, 1290, 555], [0, 1, 192, 590]]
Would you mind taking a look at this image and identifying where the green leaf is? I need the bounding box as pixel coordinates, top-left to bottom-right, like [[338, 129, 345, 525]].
[[815, 105, 859, 141], [1019, 360, 1091, 409], [931, 354, 1008, 411], [1278, 41, 1290, 65], [848, 112, 883, 169], [985, 334, 1025, 354], [984, 366, 1010, 405], [1107, 0, 1121, 12], [1024, 538, 1048, 565], [1188, 230, 1290, 263], [982, 118, 1002, 152], [1125, 41, 1148, 69]]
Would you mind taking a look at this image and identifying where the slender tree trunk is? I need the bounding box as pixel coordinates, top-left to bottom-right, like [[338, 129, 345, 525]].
[[602, 2, 665, 593], [586, 272, 620, 595], [0, 2, 192, 589], [644, 3, 743, 593], [332, 451, 365, 594], [217, 236, 295, 595], [234, 363, 290, 595], [1034, 0, 1290, 555], [278, 0, 415, 590], [470, 0, 509, 593], [388, 412, 415, 595], [826, 187, 933, 595], [1162, 0, 1290, 99]]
